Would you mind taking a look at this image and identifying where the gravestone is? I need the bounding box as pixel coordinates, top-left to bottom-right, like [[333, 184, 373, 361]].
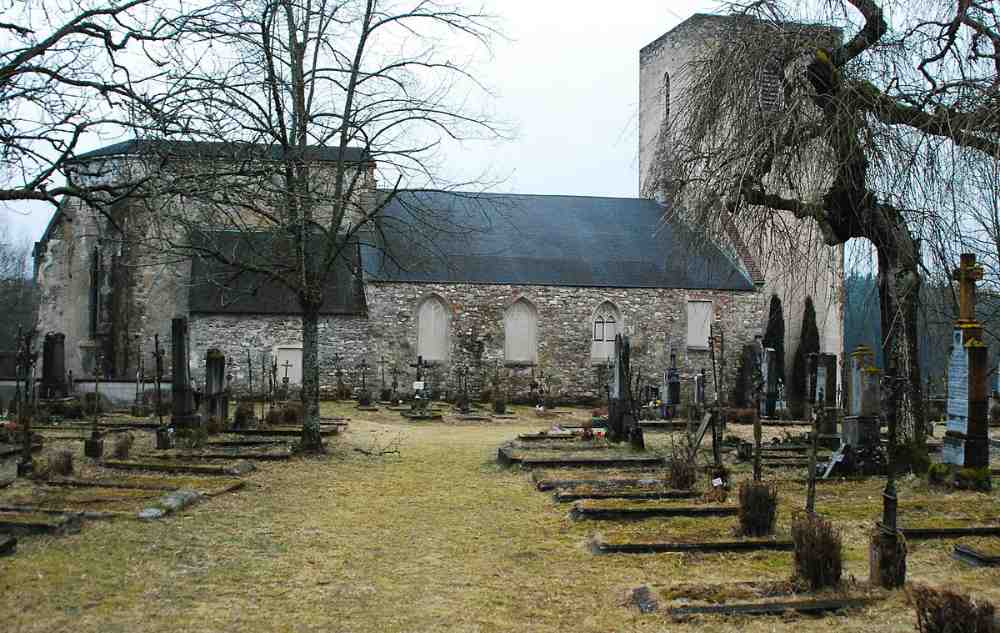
[[663, 351, 681, 416], [41, 332, 67, 399], [841, 345, 879, 449], [170, 318, 203, 434], [943, 254, 990, 473], [205, 349, 228, 423]]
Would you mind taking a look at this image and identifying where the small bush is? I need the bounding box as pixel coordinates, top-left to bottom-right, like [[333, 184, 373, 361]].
[[928, 463, 951, 486], [265, 408, 284, 426], [177, 425, 207, 449], [379, 388, 392, 402], [898, 443, 931, 475], [738, 481, 778, 537], [358, 389, 373, 407], [493, 398, 507, 415], [233, 401, 255, 427], [82, 392, 111, 415], [48, 449, 75, 477], [112, 433, 134, 460], [335, 383, 352, 400], [478, 388, 492, 404], [282, 402, 303, 425], [791, 513, 843, 590], [956, 467, 992, 492], [910, 584, 995, 633]]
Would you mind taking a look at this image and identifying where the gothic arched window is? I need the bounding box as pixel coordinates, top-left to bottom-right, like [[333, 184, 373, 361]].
[[417, 294, 450, 361], [504, 298, 538, 364], [591, 301, 621, 363]]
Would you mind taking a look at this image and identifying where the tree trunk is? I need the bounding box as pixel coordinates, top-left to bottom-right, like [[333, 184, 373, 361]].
[[875, 228, 925, 452], [299, 299, 324, 453]]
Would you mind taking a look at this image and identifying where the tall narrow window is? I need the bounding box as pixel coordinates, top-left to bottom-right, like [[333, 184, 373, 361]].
[[504, 298, 538, 364], [663, 71, 671, 128], [686, 301, 712, 349], [591, 301, 620, 363], [417, 294, 450, 361]]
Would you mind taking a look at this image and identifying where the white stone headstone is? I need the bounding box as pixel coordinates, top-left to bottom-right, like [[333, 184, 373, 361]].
[[947, 328, 969, 436]]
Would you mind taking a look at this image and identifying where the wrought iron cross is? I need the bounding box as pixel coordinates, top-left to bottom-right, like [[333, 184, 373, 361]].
[[377, 355, 388, 388], [390, 363, 400, 390], [357, 359, 369, 390], [410, 355, 427, 382]]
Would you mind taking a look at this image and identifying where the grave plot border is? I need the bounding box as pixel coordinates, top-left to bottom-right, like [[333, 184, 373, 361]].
[[0, 534, 15, 556], [555, 489, 698, 502], [227, 428, 340, 438], [666, 598, 869, 620], [148, 451, 291, 462], [534, 476, 669, 491], [100, 459, 254, 476], [517, 433, 578, 441], [498, 447, 665, 469], [0, 511, 82, 536], [591, 539, 794, 554], [901, 526, 1000, 540], [0, 505, 127, 520], [953, 544, 1000, 567], [44, 477, 245, 496], [569, 504, 738, 521]]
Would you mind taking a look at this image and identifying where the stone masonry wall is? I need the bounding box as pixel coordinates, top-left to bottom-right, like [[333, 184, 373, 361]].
[[366, 281, 765, 403]]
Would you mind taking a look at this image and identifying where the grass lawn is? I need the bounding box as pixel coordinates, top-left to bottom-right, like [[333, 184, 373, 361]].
[[0, 403, 997, 632]]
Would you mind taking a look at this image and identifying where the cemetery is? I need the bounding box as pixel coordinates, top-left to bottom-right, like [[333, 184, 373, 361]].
[[3, 2, 1000, 630]]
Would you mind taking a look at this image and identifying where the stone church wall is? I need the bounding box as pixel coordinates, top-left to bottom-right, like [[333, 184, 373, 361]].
[[365, 281, 764, 403]]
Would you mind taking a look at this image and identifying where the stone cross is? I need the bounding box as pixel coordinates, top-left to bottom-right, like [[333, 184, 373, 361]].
[[390, 364, 400, 392], [954, 253, 984, 325]]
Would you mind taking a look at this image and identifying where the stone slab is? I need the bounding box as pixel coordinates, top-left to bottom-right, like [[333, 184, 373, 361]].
[[570, 504, 738, 521], [0, 511, 82, 536], [138, 489, 202, 521], [0, 533, 15, 556], [591, 539, 794, 554], [206, 439, 289, 448], [517, 433, 578, 441], [100, 459, 255, 476], [148, 450, 291, 462]]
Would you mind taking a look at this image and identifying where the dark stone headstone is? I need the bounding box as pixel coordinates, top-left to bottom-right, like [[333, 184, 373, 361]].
[[41, 333, 67, 398], [170, 318, 203, 433], [762, 347, 777, 418], [205, 349, 228, 423]]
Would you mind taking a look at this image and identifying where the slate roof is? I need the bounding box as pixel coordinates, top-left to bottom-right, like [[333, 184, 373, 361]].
[[188, 231, 366, 315], [361, 191, 754, 290], [72, 140, 370, 164]]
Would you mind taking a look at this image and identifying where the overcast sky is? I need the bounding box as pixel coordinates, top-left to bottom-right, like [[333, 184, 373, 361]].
[[2, 0, 715, 245]]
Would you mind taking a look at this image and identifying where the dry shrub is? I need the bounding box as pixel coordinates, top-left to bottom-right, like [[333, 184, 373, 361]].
[[910, 585, 996, 633], [205, 416, 227, 434], [233, 401, 255, 427], [723, 407, 756, 425], [738, 481, 778, 537], [51, 449, 75, 477], [282, 402, 303, 425], [668, 440, 697, 490], [113, 433, 135, 460], [791, 513, 843, 590]]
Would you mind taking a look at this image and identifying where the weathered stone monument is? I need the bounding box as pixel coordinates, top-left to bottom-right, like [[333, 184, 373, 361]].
[[170, 318, 203, 434], [41, 332, 67, 399], [761, 347, 777, 418], [809, 352, 840, 446], [205, 348, 229, 423], [663, 351, 681, 417], [942, 254, 990, 479], [842, 345, 880, 449]]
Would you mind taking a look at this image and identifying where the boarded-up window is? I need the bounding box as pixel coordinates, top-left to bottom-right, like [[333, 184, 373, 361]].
[[591, 301, 620, 363], [687, 301, 712, 349], [504, 298, 538, 364], [417, 295, 450, 361], [274, 347, 303, 385]]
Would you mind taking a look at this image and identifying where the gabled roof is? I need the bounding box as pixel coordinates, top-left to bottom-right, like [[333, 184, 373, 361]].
[[72, 140, 370, 164], [361, 191, 754, 291], [188, 231, 366, 316]]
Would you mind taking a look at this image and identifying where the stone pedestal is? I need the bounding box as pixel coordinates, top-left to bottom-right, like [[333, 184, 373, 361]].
[[869, 525, 906, 588], [84, 436, 104, 459], [842, 416, 879, 448]]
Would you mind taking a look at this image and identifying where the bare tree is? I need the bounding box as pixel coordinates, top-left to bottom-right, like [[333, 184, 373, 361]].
[[0, 228, 35, 351], [650, 0, 1000, 449], [132, 0, 503, 451], [0, 0, 178, 206]]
